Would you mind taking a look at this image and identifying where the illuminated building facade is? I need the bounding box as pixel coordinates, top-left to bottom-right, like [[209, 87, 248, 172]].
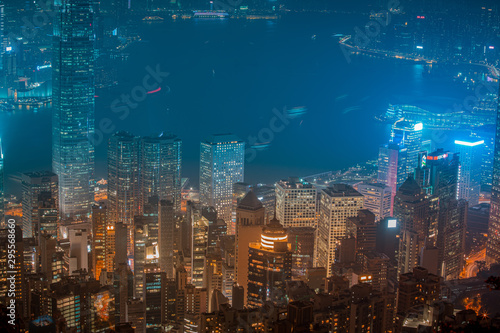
[[422, 150, 466, 280], [37, 195, 59, 242], [275, 177, 317, 228], [0, 140, 3, 224], [315, 184, 364, 277], [189, 204, 213, 288], [92, 202, 107, 280], [234, 190, 265, 305], [488, 91, 500, 263], [144, 265, 163, 333], [133, 221, 146, 299], [52, 0, 95, 217], [455, 139, 484, 206], [199, 134, 244, 232], [356, 182, 392, 222], [107, 131, 140, 226], [391, 119, 423, 175], [393, 176, 429, 276], [287, 227, 315, 279], [378, 143, 408, 211], [247, 216, 292, 308], [21, 171, 58, 239], [140, 134, 182, 212]]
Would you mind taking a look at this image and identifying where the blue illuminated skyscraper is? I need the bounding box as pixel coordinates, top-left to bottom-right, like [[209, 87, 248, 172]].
[[200, 134, 244, 230], [140, 134, 182, 212], [391, 119, 423, 175], [455, 139, 484, 206], [52, 0, 95, 217], [108, 131, 140, 226]]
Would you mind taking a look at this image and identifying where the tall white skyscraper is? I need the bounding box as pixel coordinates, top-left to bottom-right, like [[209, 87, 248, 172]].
[[275, 177, 317, 228], [200, 134, 244, 231], [315, 184, 364, 277]]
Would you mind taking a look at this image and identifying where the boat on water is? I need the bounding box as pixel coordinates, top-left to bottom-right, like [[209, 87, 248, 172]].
[[192, 10, 229, 19]]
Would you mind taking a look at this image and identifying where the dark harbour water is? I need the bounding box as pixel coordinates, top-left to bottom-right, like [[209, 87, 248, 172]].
[[0, 12, 471, 195]]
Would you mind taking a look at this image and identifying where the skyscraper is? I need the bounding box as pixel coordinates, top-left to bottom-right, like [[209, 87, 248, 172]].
[[455, 139, 484, 206], [488, 93, 500, 263], [234, 190, 265, 305], [158, 199, 175, 278], [21, 171, 58, 239], [52, 0, 95, 217], [391, 119, 423, 175], [91, 202, 106, 280], [0, 139, 3, 224], [200, 134, 244, 230], [315, 184, 364, 277], [247, 216, 292, 308], [355, 183, 392, 222], [275, 177, 317, 228], [140, 134, 182, 212], [377, 143, 407, 211], [393, 176, 429, 276], [107, 131, 140, 226], [421, 150, 466, 280]]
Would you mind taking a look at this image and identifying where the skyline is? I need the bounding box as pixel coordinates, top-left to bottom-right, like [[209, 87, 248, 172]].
[[2, 1, 500, 332]]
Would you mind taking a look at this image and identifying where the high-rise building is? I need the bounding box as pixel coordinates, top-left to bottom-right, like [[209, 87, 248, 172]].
[[315, 184, 364, 277], [355, 183, 392, 221], [391, 119, 423, 175], [52, 0, 95, 217], [140, 134, 182, 212], [287, 227, 315, 279], [189, 205, 213, 288], [115, 222, 128, 268], [345, 209, 377, 262], [200, 134, 244, 231], [377, 143, 408, 210], [133, 221, 146, 299], [144, 265, 163, 332], [158, 200, 175, 278], [247, 216, 292, 308], [232, 182, 251, 233], [37, 194, 59, 242], [108, 131, 140, 226], [421, 150, 466, 280], [68, 228, 88, 275], [275, 177, 317, 228], [393, 176, 429, 276], [254, 184, 276, 221], [0, 140, 3, 224], [21, 171, 58, 239], [234, 190, 265, 305], [455, 139, 484, 206], [396, 267, 440, 330], [91, 202, 106, 280]]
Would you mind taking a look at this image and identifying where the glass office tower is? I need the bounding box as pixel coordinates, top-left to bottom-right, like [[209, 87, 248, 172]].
[[52, 0, 95, 217], [199, 134, 244, 230]]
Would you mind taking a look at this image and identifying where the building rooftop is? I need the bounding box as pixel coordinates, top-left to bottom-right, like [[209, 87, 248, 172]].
[[203, 133, 242, 144], [322, 184, 363, 198], [238, 190, 263, 210]]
